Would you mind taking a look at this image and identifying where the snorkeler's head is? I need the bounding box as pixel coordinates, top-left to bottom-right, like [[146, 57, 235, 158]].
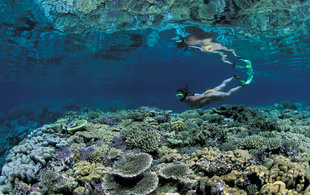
[[176, 86, 192, 102], [176, 35, 188, 50]]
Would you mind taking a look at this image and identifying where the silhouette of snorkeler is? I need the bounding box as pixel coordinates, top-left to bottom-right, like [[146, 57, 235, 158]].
[[176, 76, 246, 109], [177, 26, 239, 65]]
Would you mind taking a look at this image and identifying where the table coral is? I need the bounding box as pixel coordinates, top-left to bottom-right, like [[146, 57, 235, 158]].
[[159, 163, 189, 180], [110, 153, 152, 178], [102, 152, 158, 195]]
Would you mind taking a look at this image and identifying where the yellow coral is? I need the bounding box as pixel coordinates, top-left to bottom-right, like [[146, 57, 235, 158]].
[[72, 161, 107, 183], [260, 181, 287, 195], [264, 156, 306, 192]]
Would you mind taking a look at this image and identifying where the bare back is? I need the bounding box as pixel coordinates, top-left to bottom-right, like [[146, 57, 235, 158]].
[[184, 91, 229, 108]]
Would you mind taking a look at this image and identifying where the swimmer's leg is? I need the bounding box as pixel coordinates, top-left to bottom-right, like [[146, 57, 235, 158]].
[[213, 77, 234, 91], [214, 51, 233, 64], [218, 86, 243, 99]]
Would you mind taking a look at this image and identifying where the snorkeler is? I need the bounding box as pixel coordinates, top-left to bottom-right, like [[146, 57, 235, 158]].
[[176, 26, 239, 65], [176, 76, 245, 109]]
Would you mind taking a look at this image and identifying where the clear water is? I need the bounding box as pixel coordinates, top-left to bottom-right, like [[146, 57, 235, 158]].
[[1, 0, 310, 161]]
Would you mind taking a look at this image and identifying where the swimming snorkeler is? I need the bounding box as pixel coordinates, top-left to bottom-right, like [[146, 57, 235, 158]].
[[176, 76, 246, 109], [176, 26, 239, 65]]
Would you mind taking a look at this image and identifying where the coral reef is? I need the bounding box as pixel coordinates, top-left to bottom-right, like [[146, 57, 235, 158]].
[[0, 104, 309, 194]]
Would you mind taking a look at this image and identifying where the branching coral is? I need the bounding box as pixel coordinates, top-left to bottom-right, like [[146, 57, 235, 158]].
[[125, 123, 161, 152]]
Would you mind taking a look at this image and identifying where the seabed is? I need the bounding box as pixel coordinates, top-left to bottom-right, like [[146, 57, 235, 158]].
[[0, 102, 309, 194]]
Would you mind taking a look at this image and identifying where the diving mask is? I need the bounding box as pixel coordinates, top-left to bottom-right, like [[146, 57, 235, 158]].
[[176, 93, 184, 100]]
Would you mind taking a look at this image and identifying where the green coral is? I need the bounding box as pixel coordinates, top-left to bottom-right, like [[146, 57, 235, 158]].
[[159, 163, 189, 180], [125, 123, 161, 152], [39, 170, 78, 194]]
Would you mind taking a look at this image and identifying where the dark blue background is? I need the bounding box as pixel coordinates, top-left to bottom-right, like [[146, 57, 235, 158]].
[[1, 43, 309, 114]]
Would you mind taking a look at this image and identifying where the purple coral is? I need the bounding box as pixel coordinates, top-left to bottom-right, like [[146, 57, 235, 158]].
[[78, 146, 95, 161], [57, 147, 73, 158], [109, 134, 126, 149], [104, 116, 121, 126], [104, 152, 114, 167]]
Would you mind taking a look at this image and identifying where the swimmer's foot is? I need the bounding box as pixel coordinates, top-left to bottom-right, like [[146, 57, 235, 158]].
[[233, 74, 241, 80], [234, 75, 247, 87], [239, 82, 246, 87]]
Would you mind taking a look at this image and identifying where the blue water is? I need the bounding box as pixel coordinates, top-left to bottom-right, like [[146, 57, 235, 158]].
[[1, 41, 310, 113]]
